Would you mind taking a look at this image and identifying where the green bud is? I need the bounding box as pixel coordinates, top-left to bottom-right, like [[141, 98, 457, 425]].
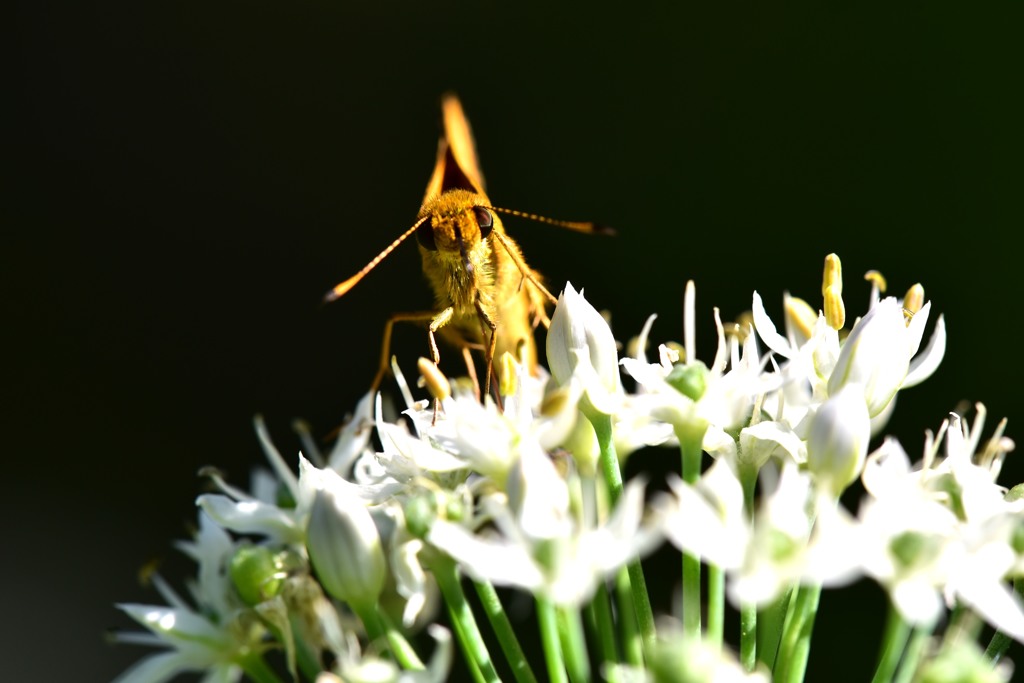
[[1006, 483, 1024, 503], [1011, 523, 1024, 556], [445, 497, 465, 524], [405, 494, 437, 539], [890, 531, 930, 570], [229, 546, 285, 606], [666, 361, 708, 402]]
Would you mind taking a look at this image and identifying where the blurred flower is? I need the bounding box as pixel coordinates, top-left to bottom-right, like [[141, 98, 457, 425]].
[[805, 382, 871, 497], [857, 409, 1024, 637], [112, 514, 262, 683]]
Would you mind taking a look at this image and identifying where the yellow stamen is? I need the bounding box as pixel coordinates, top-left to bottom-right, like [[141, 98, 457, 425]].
[[823, 284, 846, 330], [903, 283, 925, 317], [822, 253, 843, 295], [730, 312, 755, 342], [417, 357, 451, 402], [820, 254, 845, 331], [864, 270, 888, 294], [540, 386, 572, 417], [498, 352, 518, 398], [784, 295, 818, 340]]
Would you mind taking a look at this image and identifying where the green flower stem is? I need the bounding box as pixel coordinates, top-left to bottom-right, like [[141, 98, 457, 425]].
[[288, 615, 327, 681], [616, 568, 643, 666], [432, 556, 500, 683], [893, 625, 932, 683], [357, 606, 426, 671], [682, 552, 702, 640], [775, 583, 822, 683], [237, 652, 287, 683], [984, 630, 1013, 665], [353, 604, 385, 653], [942, 603, 982, 651], [588, 410, 656, 655], [870, 602, 911, 683], [740, 603, 758, 671], [592, 583, 620, 667], [757, 590, 792, 671], [473, 579, 539, 683], [676, 420, 707, 641], [706, 564, 725, 648], [538, 597, 570, 683], [580, 474, 620, 669], [558, 605, 592, 683], [987, 577, 1024, 663], [738, 462, 758, 670]]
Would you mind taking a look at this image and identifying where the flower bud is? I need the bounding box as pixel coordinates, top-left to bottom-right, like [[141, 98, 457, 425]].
[[306, 487, 386, 612], [546, 282, 621, 415], [806, 383, 871, 497], [229, 546, 285, 606]]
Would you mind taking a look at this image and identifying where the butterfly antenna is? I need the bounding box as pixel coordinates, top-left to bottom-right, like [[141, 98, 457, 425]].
[[323, 215, 429, 303], [486, 206, 614, 236]]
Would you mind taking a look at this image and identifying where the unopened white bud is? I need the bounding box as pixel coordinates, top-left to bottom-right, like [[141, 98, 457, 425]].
[[306, 487, 386, 612]]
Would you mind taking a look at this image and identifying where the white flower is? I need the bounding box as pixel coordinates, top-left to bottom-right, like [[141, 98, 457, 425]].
[[112, 514, 257, 683], [196, 409, 401, 545], [856, 410, 1024, 636], [730, 464, 861, 605], [622, 281, 776, 438], [427, 446, 661, 606], [403, 363, 579, 483], [660, 458, 750, 570], [547, 282, 622, 415], [752, 286, 946, 424], [306, 482, 387, 612], [738, 419, 806, 471], [805, 382, 872, 497], [828, 297, 945, 417]]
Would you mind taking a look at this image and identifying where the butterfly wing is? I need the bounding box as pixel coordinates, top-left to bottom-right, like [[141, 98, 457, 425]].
[[421, 93, 488, 205]]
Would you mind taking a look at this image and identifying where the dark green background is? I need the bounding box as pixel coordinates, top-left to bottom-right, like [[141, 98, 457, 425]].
[[10, 2, 1024, 680]]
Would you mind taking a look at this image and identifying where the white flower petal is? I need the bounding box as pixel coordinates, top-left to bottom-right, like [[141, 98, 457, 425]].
[[196, 494, 301, 543], [427, 521, 545, 590], [111, 651, 194, 683], [752, 291, 793, 359], [904, 314, 946, 389]]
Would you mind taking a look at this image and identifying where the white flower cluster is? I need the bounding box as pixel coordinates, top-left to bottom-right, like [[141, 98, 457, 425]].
[[113, 255, 1023, 683]]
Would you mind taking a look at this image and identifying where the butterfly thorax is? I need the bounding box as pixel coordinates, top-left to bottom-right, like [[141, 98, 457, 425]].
[[417, 189, 503, 318]]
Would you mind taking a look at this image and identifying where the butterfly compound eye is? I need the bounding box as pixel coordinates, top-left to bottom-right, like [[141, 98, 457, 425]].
[[416, 217, 437, 250], [473, 207, 494, 239]]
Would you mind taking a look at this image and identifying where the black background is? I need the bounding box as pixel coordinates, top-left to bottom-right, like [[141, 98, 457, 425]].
[[10, 2, 1024, 680]]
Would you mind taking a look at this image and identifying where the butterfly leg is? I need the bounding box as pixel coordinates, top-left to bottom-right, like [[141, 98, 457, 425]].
[[426, 307, 456, 423], [461, 345, 481, 402], [473, 299, 498, 399], [372, 311, 437, 394]]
